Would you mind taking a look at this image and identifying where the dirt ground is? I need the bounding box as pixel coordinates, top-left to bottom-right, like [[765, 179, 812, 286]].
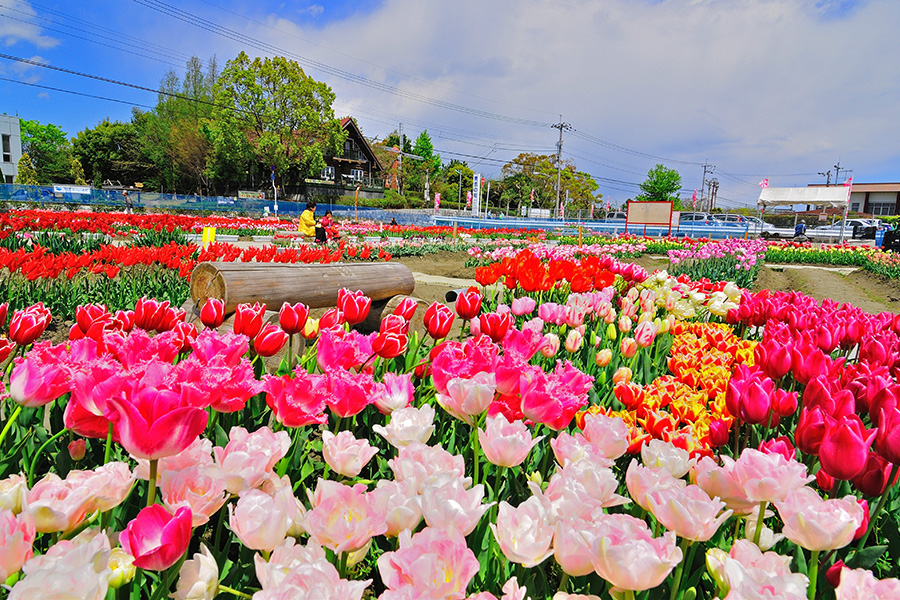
[[394, 251, 900, 316]]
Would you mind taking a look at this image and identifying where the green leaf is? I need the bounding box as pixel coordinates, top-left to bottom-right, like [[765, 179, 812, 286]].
[[846, 545, 888, 569]]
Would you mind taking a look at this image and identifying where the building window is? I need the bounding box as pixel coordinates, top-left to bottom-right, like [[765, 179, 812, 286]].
[[350, 168, 364, 182], [850, 202, 860, 212], [870, 203, 895, 216], [2, 135, 10, 163], [4, 175, 12, 184]]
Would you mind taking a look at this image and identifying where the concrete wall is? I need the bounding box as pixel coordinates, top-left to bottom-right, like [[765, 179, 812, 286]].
[[0, 115, 22, 184]]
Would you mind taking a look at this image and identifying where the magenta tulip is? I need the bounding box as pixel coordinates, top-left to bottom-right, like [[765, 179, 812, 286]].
[[795, 406, 831, 456], [852, 452, 897, 496], [253, 323, 288, 357], [875, 405, 900, 465], [120, 505, 192, 571], [278, 302, 309, 335], [819, 415, 877, 481], [232, 302, 265, 338]]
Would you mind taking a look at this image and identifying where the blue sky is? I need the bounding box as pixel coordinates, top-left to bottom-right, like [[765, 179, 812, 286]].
[[1, 0, 898, 208]]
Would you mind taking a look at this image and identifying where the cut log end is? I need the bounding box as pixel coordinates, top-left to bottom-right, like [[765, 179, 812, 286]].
[[190, 262, 228, 309]]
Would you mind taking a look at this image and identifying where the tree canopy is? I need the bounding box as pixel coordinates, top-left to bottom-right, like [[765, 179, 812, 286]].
[[498, 153, 601, 214], [19, 119, 80, 184], [636, 164, 683, 206]]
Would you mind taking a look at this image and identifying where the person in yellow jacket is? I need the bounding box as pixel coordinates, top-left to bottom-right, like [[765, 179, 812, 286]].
[[299, 202, 326, 243]]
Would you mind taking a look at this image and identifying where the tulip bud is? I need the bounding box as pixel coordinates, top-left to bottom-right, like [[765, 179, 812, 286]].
[[852, 499, 869, 541], [107, 548, 136, 589], [540, 333, 560, 358], [565, 329, 583, 353], [0, 302, 7, 329], [815, 468, 834, 493], [707, 419, 730, 447], [67, 439, 87, 462], [612, 367, 632, 386], [620, 336, 637, 358], [595, 348, 612, 367], [825, 560, 845, 589], [300, 318, 320, 340], [606, 322, 617, 341]]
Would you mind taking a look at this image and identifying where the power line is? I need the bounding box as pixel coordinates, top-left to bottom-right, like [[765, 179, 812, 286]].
[[0, 76, 156, 110]]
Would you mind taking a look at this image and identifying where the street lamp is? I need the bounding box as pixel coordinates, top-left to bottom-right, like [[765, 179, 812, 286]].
[[453, 169, 463, 208]]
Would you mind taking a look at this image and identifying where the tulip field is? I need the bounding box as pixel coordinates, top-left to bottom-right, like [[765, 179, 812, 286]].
[[1, 208, 900, 600]]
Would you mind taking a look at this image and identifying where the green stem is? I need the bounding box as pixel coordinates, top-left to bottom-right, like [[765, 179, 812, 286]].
[[856, 463, 900, 550], [0, 404, 23, 448], [669, 538, 692, 600], [104, 421, 114, 464], [338, 551, 349, 579], [471, 422, 480, 487], [27, 427, 68, 486], [217, 585, 253, 599], [147, 459, 158, 507], [752, 501, 768, 547], [558, 572, 570, 593], [807, 550, 820, 600]]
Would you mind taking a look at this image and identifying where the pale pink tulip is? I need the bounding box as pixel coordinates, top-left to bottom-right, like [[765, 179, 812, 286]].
[[255, 537, 327, 589], [213, 426, 291, 495], [254, 557, 370, 599], [553, 516, 597, 577], [564, 329, 583, 353], [419, 479, 491, 537], [538, 457, 629, 522], [775, 487, 865, 551], [625, 460, 686, 512], [646, 484, 732, 542], [731, 448, 813, 504], [692, 455, 755, 514], [641, 439, 696, 478], [372, 372, 415, 414], [161, 465, 228, 527], [588, 513, 683, 592], [835, 567, 900, 600], [10, 529, 110, 600], [501, 577, 529, 600], [540, 333, 560, 358], [490, 497, 554, 567], [134, 437, 215, 481], [437, 372, 497, 424], [552, 594, 602, 600], [388, 441, 466, 492], [0, 509, 35, 581], [172, 544, 218, 600], [511, 296, 537, 316], [229, 487, 295, 552], [304, 479, 386, 554], [478, 414, 542, 468], [581, 413, 629, 459], [368, 479, 422, 538], [550, 431, 613, 468], [373, 405, 435, 449], [0, 474, 27, 514], [24, 474, 93, 533], [322, 431, 379, 478], [377, 527, 479, 599], [66, 462, 134, 513]]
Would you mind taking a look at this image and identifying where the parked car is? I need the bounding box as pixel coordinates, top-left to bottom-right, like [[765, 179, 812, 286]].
[[815, 219, 871, 231], [678, 212, 715, 224], [604, 211, 627, 221], [712, 214, 777, 234]]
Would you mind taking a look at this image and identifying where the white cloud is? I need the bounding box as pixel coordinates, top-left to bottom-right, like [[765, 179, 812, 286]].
[[297, 4, 324, 17], [238, 0, 899, 205], [0, 0, 59, 49]]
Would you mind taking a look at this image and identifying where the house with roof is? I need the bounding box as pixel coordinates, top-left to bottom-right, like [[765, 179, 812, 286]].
[[298, 117, 386, 201], [808, 182, 900, 216]]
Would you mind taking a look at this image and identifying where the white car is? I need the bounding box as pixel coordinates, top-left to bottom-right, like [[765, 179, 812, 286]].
[[815, 219, 872, 231]]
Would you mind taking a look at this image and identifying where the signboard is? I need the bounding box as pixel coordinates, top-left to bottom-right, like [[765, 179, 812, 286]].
[[472, 174, 482, 216], [625, 200, 674, 235], [53, 185, 91, 195], [238, 190, 265, 199]]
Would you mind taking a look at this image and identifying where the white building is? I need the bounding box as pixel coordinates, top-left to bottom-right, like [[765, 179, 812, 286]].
[[809, 182, 900, 216], [0, 115, 22, 183]]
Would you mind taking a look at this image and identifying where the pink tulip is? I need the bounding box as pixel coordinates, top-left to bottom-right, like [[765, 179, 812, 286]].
[[692, 456, 755, 514], [322, 431, 379, 478], [437, 372, 497, 424], [420, 479, 491, 537], [323, 368, 374, 418], [775, 487, 865, 551], [540, 333, 560, 357], [262, 372, 328, 428], [731, 448, 813, 504], [373, 405, 436, 449], [588, 513, 683, 592], [490, 497, 554, 567], [304, 479, 386, 553], [213, 426, 291, 495], [646, 484, 732, 542], [634, 319, 658, 348], [564, 329, 583, 353], [232, 302, 265, 338], [199, 298, 225, 329], [25, 474, 93, 533], [120, 505, 192, 571], [641, 439, 696, 478], [8, 342, 70, 407], [377, 527, 479, 599], [551, 431, 612, 468], [758, 436, 796, 461], [172, 544, 218, 600], [161, 466, 228, 527], [478, 414, 542, 468], [553, 517, 596, 577], [368, 479, 422, 538], [65, 462, 134, 513], [388, 441, 466, 493], [372, 372, 414, 414], [9, 529, 111, 599], [835, 567, 900, 600], [0, 509, 35, 581], [254, 537, 327, 589], [511, 296, 536, 316], [229, 487, 295, 552], [105, 385, 208, 460], [819, 415, 877, 481], [581, 412, 629, 459], [625, 460, 686, 512], [254, 558, 369, 599], [134, 437, 214, 481], [540, 458, 629, 522]]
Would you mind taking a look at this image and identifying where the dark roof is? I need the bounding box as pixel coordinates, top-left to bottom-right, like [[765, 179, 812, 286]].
[[339, 117, 383, 172]]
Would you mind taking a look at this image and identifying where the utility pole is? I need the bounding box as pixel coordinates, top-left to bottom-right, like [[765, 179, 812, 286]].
[[818, 170, 832, 186], [700, 160, 715, 212], [552, 117, 572, 219], [398, 123, 403, 195], [834, 161, 852, 185]]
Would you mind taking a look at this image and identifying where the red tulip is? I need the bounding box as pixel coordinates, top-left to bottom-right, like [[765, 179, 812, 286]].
[[423, 302, 454, 340], [133, 297, 170, 331], [113, 310, 134, 333], [156, 307, 186, 333], [172, 322, 198, 352], [795, 406, 831, 456], [853, 499, 869, 541], [8, 303, 51, 346], [819, 415, 877, 481], [392, 297, 419, 321], [336, 288, 371, 325], [233, 302, 265, 338], [455, 287, 483, 320], [254, 323, 288, 357], [851, 451, 897, 496], [478, 312, 514, 344], [104, 386, 208, 460], [0, 338, 14, 363], [75, 303, 110, 334], [874, 405, 900, 465], [825, 560, 845, 588], [372, 331, 409, 359], [120, 505, 192, 571], [816, 468, 835, 493], [278, 302, 309, 335], [380, 314, 409, 335], [199, 298, 225, 329], [0, 301, 7, 329], [319, 308, 345, 330]]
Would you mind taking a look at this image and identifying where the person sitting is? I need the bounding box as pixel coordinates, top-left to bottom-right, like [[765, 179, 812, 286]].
[[320, 210, 339, 241], [299, 202, 327, 244], [793, 220, 808, 242]]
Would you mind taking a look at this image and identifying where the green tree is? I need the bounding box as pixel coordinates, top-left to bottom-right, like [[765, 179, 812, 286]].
[[636, 164, 683, 205], [500, 152, 601, 213], [440, 160, 473, 209], [405, 130, 441, 192], [19, 119, 73, 183], [210, 52, 345, 188], [72, 119, 153, 188], [69, 156, 87, 185], [14, 152, 40, 185]]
